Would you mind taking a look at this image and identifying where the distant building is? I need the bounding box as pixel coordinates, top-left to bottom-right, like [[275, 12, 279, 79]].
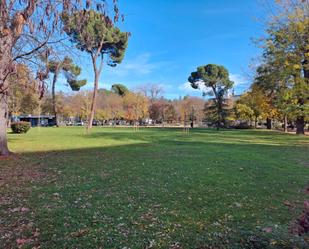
[[18, 115, 56, 127]]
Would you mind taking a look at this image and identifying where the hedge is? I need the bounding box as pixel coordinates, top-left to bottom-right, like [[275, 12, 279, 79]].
[[11, 121, 31, 134]]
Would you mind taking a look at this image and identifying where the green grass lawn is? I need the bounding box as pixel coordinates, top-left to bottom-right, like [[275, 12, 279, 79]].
[[1, 127, 308, 248]]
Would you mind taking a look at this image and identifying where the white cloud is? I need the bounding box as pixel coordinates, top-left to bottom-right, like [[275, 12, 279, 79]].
[[109, 53, 167, 77], [179, 81, 208, 93], [102, 83, 112, 90], [229, 73, 249, 87], [179, 82, 195, 92]]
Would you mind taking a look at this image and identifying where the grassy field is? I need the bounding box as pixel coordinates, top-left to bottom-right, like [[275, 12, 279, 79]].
[[1, 127, 308, 248]]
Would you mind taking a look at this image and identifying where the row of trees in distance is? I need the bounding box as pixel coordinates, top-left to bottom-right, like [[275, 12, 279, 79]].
[[10, 82, 206, 127]]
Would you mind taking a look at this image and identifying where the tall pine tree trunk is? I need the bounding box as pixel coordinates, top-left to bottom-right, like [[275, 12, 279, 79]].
[[87, 71, 99, 130], [51, 71, 59, 126], [87, 54, 104, 131], [216, 101, 222, 131]]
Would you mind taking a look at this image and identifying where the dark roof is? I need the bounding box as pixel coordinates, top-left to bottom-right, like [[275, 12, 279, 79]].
[[19, 115, 55, 119]]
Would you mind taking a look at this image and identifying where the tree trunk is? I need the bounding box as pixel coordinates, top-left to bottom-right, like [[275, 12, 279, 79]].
[[295, 116, 305, 135], [284, 114, 287, 133], [0, 94, 10, 156], [87, 72, 99, 130], [0, 2, 37, 155], [254, 117, 257, 129], [296, 58, 308, 135], [0, 35, 12, 156], [216, 105, 221, 131], [51, 71, 59, 126], [266, 118, 272, 130]]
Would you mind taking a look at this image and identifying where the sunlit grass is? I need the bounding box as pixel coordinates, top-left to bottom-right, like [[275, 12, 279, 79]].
[[1, 127, 309, 248]]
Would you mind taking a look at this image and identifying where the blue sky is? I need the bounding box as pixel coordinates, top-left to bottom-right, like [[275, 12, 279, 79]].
[[71, 0, 268, 99]]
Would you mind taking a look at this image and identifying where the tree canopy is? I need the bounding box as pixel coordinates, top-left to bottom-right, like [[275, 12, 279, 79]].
[[188, 64, 233, 130], [61, 9, 129, 130], [254, 0, 309, 134], [111, 84, 129, 96], [61, 10, 129, 67]]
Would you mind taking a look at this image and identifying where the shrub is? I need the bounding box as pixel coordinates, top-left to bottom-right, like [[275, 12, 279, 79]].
[[11, 121, 31, 134]]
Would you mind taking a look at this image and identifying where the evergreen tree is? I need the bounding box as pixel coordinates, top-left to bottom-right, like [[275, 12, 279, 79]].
[[111, 84, 129, 96], [188, 64, 233, 130], [61, 10, 129, 130], [47, 56, 86, 126]]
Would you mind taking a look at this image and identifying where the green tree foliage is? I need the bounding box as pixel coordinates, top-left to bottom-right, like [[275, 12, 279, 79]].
[[256, 0, 309, 134], [20, 93, 39, 115], [61, 10, 129, 130], [235, 103, 254, 123], [236, 85, 278, 128], [111, 84, 129, 96], [188, 64, 233, 130], [47, 56, 86, 125]]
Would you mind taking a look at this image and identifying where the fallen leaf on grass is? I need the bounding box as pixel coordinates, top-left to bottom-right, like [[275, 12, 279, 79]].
[[33, 228, 40, 237], [21, 207, 30, 212], [170, 242, 182, 249], [70, 229, 88, 238], [234, 202, 242, 208], [53, 192, 60, 198], [283, 200, 295, 209], [262, 227, 273, 233], [16, 238, 33, 245], [10, 207, 30, 213]]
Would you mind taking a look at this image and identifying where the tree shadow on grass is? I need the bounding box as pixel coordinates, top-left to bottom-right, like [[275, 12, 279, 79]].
[[1, 131, 309, 248]]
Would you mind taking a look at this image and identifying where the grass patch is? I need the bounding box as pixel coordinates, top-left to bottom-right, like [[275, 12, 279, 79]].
[[1, 127, 308, 248]]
